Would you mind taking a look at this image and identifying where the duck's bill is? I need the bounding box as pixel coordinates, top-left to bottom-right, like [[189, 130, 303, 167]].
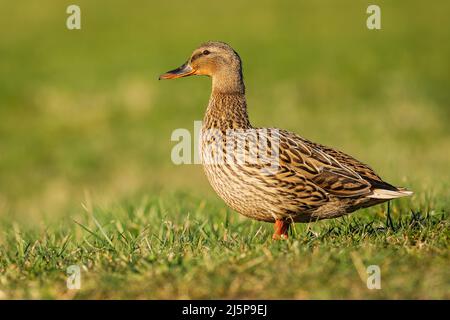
[[159, 63, 195, 80]]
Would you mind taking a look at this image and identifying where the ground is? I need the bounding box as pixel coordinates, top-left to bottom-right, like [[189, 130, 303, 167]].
[[0, 1, 449, 299], [1, 194, 449, 299]]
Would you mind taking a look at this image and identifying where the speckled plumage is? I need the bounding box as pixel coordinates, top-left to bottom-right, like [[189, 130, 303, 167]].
[[160, 41, 412, 239]]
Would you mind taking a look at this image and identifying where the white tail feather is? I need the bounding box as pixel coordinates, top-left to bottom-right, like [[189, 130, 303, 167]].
[[367, 189, 413, 200]]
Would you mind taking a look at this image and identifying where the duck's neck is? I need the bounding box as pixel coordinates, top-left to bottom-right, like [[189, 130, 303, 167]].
[[204, 92, 251, 130], [211, 69, 245, 95], [203, 71, 251, 130]]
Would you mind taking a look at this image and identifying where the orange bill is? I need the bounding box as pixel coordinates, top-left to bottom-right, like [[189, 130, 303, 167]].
[[159, 62, 195, 80]]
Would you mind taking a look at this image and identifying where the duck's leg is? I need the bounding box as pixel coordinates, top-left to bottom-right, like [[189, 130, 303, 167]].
[[272, 219, 290, 240]]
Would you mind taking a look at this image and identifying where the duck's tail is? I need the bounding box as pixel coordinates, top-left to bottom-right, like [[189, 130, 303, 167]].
[[367, 187, 413, 200]]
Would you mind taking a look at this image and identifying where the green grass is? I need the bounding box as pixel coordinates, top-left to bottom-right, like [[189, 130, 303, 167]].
[[0, 0, 449, 299], [0, 194, 448, 299]]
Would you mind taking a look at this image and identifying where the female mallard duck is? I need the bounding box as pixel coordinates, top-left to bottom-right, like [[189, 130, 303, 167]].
[[159, 41, 412, 239]]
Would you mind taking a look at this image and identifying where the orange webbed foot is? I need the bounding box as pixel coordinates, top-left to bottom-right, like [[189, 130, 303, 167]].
[[272, 219, 290, 240]]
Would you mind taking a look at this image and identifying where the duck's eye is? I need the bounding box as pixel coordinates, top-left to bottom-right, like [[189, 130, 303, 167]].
[[202, 50, 210, 55]]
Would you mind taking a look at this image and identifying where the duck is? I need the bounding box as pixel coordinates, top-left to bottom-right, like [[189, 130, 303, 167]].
[[159, 41, 412, 240]]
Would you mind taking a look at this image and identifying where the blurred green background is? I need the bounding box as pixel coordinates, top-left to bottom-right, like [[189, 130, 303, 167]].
[[0, 0, 449, 225]]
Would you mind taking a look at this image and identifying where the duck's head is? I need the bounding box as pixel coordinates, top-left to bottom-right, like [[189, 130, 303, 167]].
[[159, 41, 244, 93]]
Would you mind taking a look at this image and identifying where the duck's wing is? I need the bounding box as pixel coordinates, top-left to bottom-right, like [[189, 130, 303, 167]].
[[276, 129, 396, 198]]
